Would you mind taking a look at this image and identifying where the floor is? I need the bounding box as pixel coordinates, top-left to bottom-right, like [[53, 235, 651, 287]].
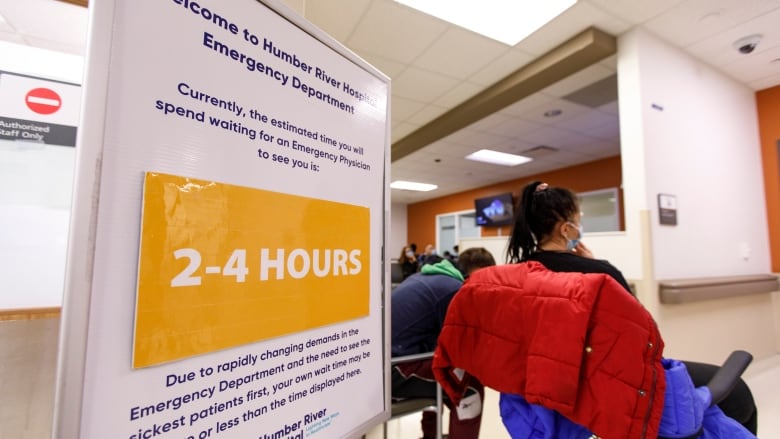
[[367, 354, 780, 439], [0, 317, 777, 439]]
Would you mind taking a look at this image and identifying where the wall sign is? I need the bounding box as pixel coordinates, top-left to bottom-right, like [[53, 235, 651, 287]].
[[0, 71, 80, 146], [658, 193, 677, 226]]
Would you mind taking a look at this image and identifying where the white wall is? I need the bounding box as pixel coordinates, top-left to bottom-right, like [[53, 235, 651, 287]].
[[389, 202, 408, 259], [459, 236, 508, 265], [633, 33, 770, 280], [618, 28, 779, 363]]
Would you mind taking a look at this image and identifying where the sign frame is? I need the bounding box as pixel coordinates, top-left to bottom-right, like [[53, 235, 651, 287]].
[[52, 0, 392, 437], [658, 193, 677, 226]]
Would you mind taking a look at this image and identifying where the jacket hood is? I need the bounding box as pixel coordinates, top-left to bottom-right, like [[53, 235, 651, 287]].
[[421, 259, 464, 281]]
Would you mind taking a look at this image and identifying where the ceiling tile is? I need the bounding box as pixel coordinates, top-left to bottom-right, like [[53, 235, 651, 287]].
[[391, 96, 426, 123], [488, 115, 546, 138], [413, 26, 509, 80], [360, 52, 408, 78], [440, 127, 483, 146], [644, 0, 780, 48], [584, 118, 620, 140], [519, 125, 580, 147], [494, 138, 538, 156], [581, 140, 621, 157], [407, 103, 448, 125], [598, 54, 619, 71], [458, 130, 514, 151], [432, 80, 483, 108], [392, 66, 460, 101], [540, 63, 616, 97], [684, 7, 780, 73], [498, 92, 557, 117], [464, 112, 513, 132], [584, 0, 687, 24], [720, 45, 780, 83], [517, 1, 630, 56], [346, 0, 448, 64], [391, 121, 420, 143], [517, 98, 593, 126], [2, 0, 86, 50], [468, 47, 536, 86], [555, 108, 616, 133], [597, 100, 620, 115], [749, 70, 780, 90], [303, 0, 371, 42]]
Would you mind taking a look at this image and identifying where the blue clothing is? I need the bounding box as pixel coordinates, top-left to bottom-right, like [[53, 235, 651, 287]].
[[390, 263, 463, 357], [499, 393, 591, 439], [499, 359, 756, 439], [659, 358, 756, 439]]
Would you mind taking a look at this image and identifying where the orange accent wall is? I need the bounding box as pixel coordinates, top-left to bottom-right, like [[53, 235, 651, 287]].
[[757, 85, 780, 272], [407, 156, 624, 252]]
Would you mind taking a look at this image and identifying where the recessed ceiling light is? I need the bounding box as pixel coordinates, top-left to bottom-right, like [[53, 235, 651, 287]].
[[390, 180, 438, 191], [394, 0, 578, 46], [465, 149, 533, 166], [544, 109, 563, 117]]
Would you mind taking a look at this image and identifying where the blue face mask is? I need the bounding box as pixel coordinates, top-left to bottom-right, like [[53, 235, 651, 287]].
[[565, 222, 583, 251]]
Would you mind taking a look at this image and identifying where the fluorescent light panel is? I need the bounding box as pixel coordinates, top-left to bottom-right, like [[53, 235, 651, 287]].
[[394, 0, 577, 45], [390, 180, 438, 192], [465, 149, 533, 166]]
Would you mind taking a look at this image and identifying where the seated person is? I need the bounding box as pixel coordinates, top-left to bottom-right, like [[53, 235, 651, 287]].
[[417, 243, 436, 265], [432, 180, 756, 438], [506, 180, 757, 434], [398, 245, 419, 280], [391, 247, 496, 439]]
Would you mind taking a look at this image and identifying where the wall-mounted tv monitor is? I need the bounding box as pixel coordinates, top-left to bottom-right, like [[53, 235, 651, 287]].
[[475, 192, 514, 227]]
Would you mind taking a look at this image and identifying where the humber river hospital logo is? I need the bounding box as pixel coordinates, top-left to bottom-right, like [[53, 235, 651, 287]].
[[132, 172, 369, 368]]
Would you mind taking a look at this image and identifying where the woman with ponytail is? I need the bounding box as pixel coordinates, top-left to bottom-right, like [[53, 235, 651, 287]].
[[434, 180, 758, 437], [507, 180, 632, 293]]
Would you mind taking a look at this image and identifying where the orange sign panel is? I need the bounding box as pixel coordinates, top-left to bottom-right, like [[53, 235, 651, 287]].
[[133, 172, 370, 368]]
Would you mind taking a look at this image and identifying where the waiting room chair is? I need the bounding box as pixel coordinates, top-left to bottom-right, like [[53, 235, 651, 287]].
[[385, 352, 443, 439], [390, 262, 404, 290]]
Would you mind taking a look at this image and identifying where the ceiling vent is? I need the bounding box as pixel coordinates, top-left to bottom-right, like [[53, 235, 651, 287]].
[[521, 145, 558, 158], [562, 73, 618, 108]]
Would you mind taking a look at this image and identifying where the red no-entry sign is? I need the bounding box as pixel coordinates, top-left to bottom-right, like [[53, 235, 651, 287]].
[[25, 87, 62, 115]]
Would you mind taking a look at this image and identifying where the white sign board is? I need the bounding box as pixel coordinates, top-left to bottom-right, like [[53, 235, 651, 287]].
[[0, 71, 81, 309], [54, 1, 390, 438]]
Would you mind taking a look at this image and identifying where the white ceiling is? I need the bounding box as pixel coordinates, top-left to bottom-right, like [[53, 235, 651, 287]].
[[2, 0, 779, 204]]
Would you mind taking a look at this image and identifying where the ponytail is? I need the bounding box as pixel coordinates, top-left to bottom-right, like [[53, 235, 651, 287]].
[[507, 181, 543, 263], [506, 181, 578, 263]]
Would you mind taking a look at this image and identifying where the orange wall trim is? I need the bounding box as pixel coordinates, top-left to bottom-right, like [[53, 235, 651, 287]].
[[757, 85, 780, 272], [406, 156, 624, 253]]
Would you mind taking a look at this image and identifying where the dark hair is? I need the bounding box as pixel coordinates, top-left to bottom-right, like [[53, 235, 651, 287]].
[[507, 181, 579, 263], [457, 247, 496, 276], [420, 254, 444, 267]]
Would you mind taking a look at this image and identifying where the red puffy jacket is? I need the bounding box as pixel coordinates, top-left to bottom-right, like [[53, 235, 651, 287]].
[[432, 261, 665, 439]]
